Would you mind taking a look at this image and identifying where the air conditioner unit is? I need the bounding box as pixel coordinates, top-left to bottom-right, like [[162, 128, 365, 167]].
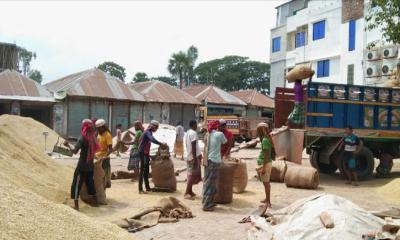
[[382, 46, 398, 58], [365, 50, 380, 61], [365, 77, 382, 86], [365, 62, 381, 77], [381, 58, 399, 75]]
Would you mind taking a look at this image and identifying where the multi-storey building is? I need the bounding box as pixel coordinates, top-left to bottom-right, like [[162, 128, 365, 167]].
[[269, 0, 381, 97]]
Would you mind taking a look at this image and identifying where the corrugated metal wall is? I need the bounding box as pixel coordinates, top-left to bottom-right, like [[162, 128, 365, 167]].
[[183, 104, 196, 129], [144, 103, 161, 123], [91, 100, 109, 123], [169, 104, 183, 126], [112, 102, 129, 132], [161, 103, 170, 124], [68, 99, 89, 137], [246, 107, 259, 118], [130, 103, 143, 125]]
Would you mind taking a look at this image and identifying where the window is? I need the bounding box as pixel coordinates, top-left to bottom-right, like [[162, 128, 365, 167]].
[[295, 31, 306, 48], [272, 37, 281, 52], [347, 64, 354, 85], [348, 19, 356, 51], [313, 20, 326, 40], [317, 60, 330, 77]]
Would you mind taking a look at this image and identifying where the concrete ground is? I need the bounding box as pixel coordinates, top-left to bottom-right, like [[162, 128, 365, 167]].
[[56, 146, 400, 240]]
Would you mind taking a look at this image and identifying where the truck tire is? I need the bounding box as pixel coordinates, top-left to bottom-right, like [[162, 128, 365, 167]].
[[339, 147, 375, 181], [310, 150, 337, 174]]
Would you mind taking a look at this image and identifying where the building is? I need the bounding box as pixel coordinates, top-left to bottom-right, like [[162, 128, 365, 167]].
[[183, 85, 247, 116], [0, 70, 55, 126], [269, 0, 381, 97], [45, 68, 145, 138], [230, 89, 275, 118], [131, 80, 200, 128]]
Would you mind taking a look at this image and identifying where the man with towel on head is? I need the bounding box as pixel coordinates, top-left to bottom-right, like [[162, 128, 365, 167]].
[[219, 119, 234, 160], [95, 119, 113, 188]]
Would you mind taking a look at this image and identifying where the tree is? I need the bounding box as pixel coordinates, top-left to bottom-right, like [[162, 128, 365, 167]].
[[132, 72, 149, 83], [28, 70, 43, 84], [153, 76, 177, 87], [97, 61, 126, 81], [194, 56, 270, 94], [167, 45, 199, 89], [366, 0, 400, 44], [18, 48, 36, 76]]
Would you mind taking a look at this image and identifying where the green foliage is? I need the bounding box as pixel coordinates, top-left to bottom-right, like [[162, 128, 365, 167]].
[[97, 61, 126, 81], [132, 72, 149, 83], [167, 45, 198, 88], [28, 69, 43, 84], [153, 76, 177, 87], [194, 56, 270, 94], [366, 0, 400, 44], [18, 48, 36, 76]]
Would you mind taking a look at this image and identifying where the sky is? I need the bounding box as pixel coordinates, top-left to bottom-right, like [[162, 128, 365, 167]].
[[0, 0, 284, 83]]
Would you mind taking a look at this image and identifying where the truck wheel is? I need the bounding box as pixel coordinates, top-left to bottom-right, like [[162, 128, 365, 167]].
[[310, 150, 337, 174], [339, 147, 375, 181]]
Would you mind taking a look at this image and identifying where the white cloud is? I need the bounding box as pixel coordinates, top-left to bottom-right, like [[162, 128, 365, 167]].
[[0, 0, 282, 83]]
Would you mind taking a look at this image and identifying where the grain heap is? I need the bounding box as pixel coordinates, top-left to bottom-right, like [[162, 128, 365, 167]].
[[377, 178, 400, 203], [0, 115, 133, 239]]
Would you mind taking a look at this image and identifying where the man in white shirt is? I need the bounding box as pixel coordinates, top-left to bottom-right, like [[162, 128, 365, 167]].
[[184, 120, 201, 199], [174, 122, 185, 160]]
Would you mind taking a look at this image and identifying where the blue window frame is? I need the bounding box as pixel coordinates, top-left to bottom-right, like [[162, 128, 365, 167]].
[[272, 37, 281, 52], [313, 20, 325, 40], [295, 31, 306, 48], [317, 60, 330, 77], [349, 19, 356, 51]]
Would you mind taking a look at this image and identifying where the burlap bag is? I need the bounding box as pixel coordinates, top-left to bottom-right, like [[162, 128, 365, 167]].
[[232, 161, 248, 193], [284, 165, 319, 189], [270, 160, 288, 182], [80, 159, 107, 204], [286, 64, 315, 82], [214, 162, 237, 204], [151, 156, 177, 191]]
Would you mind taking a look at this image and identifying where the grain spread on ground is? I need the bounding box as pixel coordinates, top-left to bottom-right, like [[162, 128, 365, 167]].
[[377, 178, 400, 203]]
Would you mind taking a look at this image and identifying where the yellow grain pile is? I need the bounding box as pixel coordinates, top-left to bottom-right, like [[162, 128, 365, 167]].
[[0, 115, 133, 239], [377, 178, 400, 203]]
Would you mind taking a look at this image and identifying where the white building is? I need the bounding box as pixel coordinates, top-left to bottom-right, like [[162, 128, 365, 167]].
[[269, 0, 381, 97]]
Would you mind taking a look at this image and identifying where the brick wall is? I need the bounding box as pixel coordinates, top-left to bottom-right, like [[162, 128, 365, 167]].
[[342, 0, 364, 23]]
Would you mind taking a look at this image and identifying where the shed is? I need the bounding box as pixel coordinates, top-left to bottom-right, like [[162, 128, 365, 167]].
[[0, 70, 55, 126], [131, 80, 200, 128], [45, 68, 145, 138], [230, 89, 275, 118], [183, 85, 247, 116]]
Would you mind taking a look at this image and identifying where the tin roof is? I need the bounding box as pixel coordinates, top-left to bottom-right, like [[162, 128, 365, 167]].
[[183, 85, 247, 106], [230, 89, 275, 109], [131, 80, 200, 105], [0, 70, 54, 102], [45, 68, 145, 101]]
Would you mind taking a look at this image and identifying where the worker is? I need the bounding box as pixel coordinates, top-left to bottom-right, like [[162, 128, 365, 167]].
[[64, 119, 99, 210], [202, 120, 227, 211], [125, 121, 144, 177], [114, 124, 123, 157], [219, 119, 234, 160], [256, 122, 273, 208], [287, 79, 306, 129], [339, 125, 362, 186], [137, 120, 166, 194], [184, 120, 202, 200], [95, 119, 113, 188], [174, 121, 185, 160]]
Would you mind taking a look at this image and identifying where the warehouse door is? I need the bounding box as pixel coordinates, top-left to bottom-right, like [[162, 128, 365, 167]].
[[68, 99, 89, 138]]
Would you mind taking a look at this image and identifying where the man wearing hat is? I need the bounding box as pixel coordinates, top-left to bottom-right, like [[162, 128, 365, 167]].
[[219, 119, 234, 159], [95, 119, 113, 188], [137, 120, 166, 193]]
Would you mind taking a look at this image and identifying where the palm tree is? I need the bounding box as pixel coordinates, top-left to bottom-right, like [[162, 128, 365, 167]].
[[168, 46, 199, 89], [186, 46, 198, 86]]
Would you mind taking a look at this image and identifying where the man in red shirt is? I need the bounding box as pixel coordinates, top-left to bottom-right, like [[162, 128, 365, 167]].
[[219, 119, 234, 159]]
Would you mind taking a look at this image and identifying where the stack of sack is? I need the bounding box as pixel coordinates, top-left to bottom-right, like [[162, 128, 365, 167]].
[[151, 145, 177, 192]]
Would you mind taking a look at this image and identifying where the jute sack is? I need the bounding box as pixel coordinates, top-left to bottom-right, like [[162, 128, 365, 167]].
[[151, 149, 177, 191], [286, 64, 315, 82], [214, 162, 237, 204], [270, 160, 287, 182], [232, 161, 248, 193], [112, 131, 132, 153], [284, 165, 319, 189], [80, 159, 107, 204]]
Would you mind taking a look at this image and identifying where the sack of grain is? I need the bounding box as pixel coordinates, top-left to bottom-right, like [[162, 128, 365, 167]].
[[112, 131, 132, 153], [214, 162, 237, 204], [286, 64, 315, 82], [151, 157, 177, 192], [270, 160, 287, 182], [284, 165, 319, 189], [81, 159, 107, 204], [232, 161, 248, 193]]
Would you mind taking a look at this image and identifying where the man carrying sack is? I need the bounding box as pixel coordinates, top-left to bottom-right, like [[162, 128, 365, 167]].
[[95, 119, 113, 188]]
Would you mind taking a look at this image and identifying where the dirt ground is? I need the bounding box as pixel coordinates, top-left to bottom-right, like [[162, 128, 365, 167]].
[[55, 146, 400, 240]]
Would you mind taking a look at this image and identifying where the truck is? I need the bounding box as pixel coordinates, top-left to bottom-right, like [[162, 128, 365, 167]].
[[275, 81, 400, 179], [197, 106, 271, 142]]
